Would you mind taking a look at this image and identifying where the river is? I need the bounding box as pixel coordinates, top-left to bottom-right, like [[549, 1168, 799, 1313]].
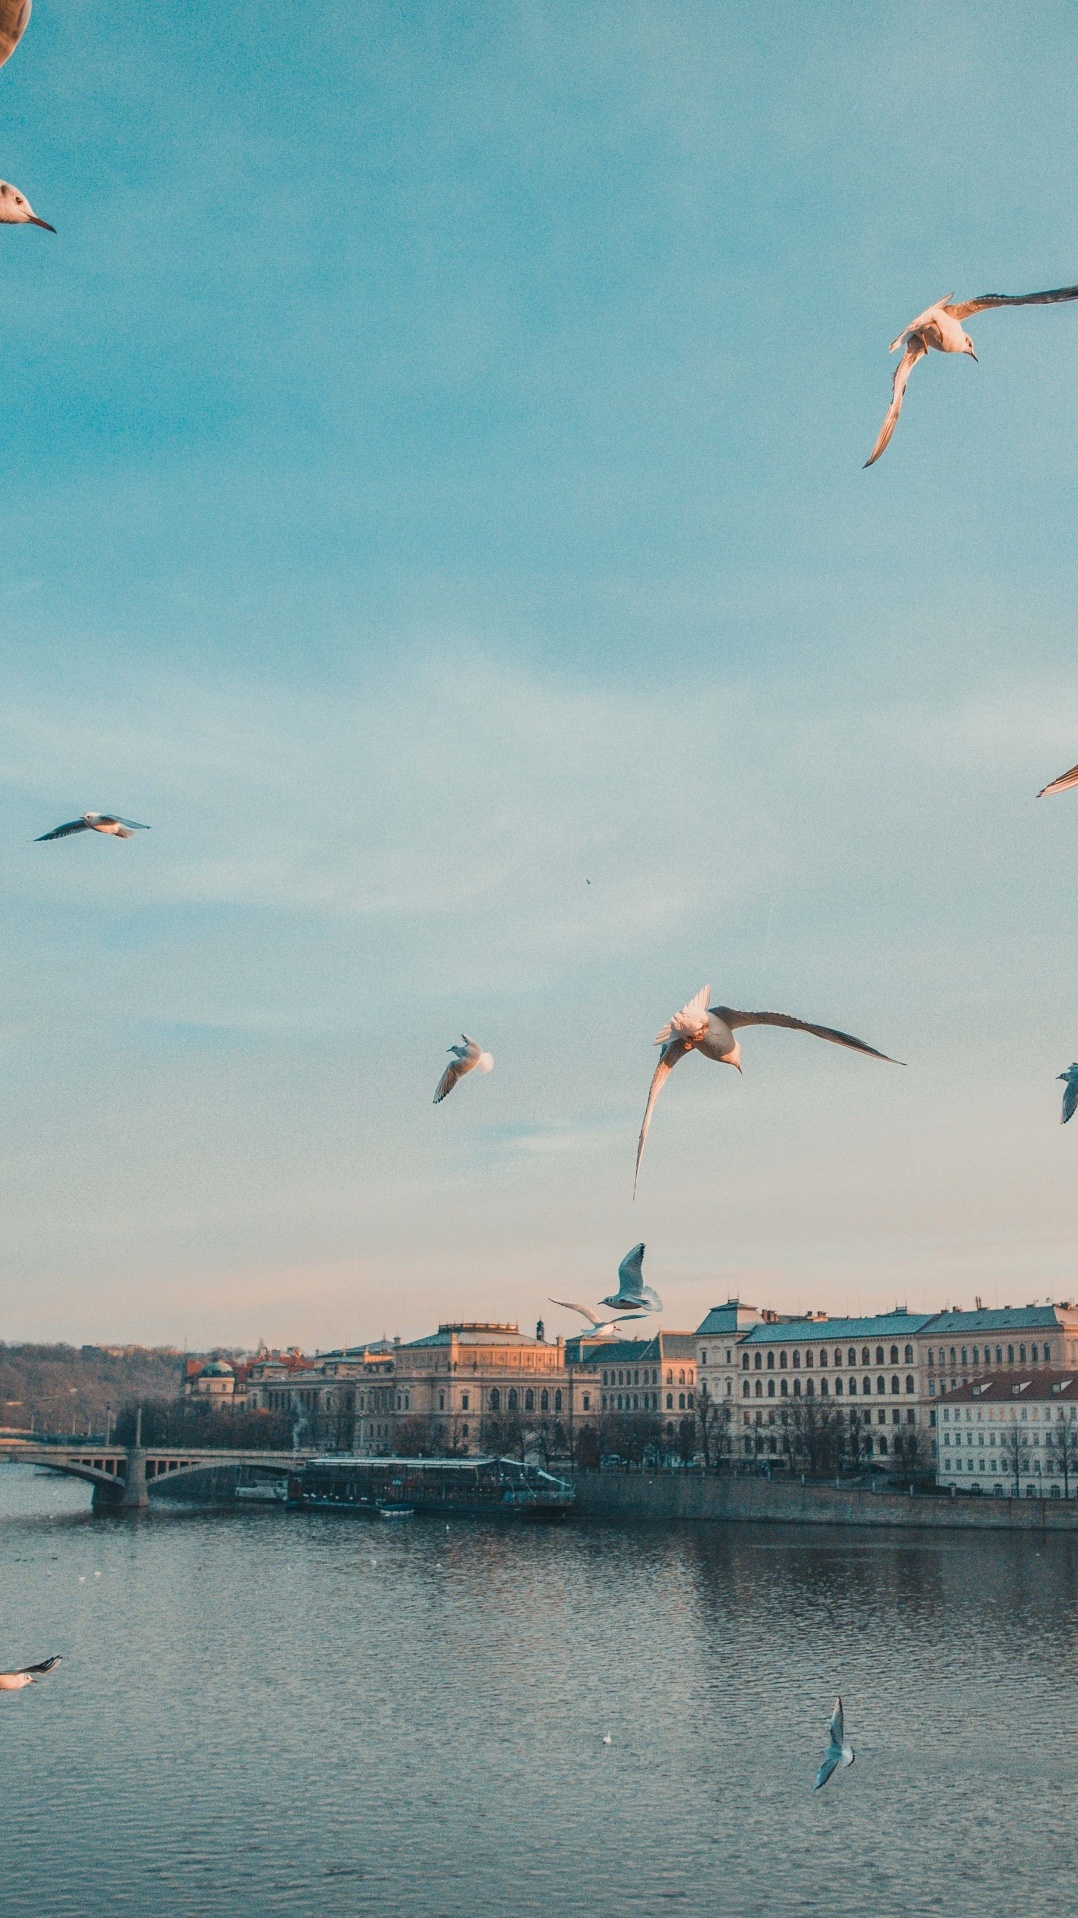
[[0, 1460, 1074, 1916]]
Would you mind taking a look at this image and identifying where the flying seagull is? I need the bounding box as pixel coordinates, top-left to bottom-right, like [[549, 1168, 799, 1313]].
[[599, 1242, 663, 1317], [864, 283, 1078, 467], [548, 1298, 647, 1334], [1037, 761, 1078, 798], [814, 1697, 855, 1790], [0, 3, 56, 232], [634, 985, 900, 1195], [1058, 1065, 1078, 1125], [37, 813, 150, 841], [0, 1654, 61, 1692], [433, 1035, 493, 1104]]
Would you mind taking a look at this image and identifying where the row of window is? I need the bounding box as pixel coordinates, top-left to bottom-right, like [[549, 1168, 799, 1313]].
[[600, 1367, 691, 1388], [744, 1374, 915, 1400], [743, 1433, 901, 1456], [942, 1461, 1068, 1493], [743, 1343, 915, 1371], [745, 1407, 915, 1428], [941, 1403, 1076, 1424], [928, 1342, 1051, 1367], [487, 1387, 564, 1414], [601, 1391, 694, 1413]]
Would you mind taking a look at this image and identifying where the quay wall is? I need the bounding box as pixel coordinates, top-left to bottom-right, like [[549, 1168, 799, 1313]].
[[566, 1469, 1078, 1533]]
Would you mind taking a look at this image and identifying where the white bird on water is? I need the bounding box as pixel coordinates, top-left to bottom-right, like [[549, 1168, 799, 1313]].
[[1058, 1065, 1078, 1126], [634, 985, 900, 1195], [0, 2, 56, 232], [864, 282, 1078, 466], [37, 813, 150, 842], [433, 1035, 493, 1104], [814, 1697, 855, 1790], [0, 1654, 60, 1692]]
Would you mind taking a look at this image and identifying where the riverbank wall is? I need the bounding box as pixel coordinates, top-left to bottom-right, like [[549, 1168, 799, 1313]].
[[567, 1469, 1078, 1532]]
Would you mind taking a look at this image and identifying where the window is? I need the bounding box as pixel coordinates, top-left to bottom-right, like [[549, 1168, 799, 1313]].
[[743, 1354, 750, 1371], [928, 1350, 935, 1367], [778, 1351, 785, 1369], [701, 1351, 707, 1367], [877, 1376, 885, 1395], [848, 1349, 856, 1367], [996, 1347, 1003, 1363], [540, 1389, 548, 1412], [725, 1380, 732, 1397], [805, 1349, 813, 1368], [1007, 1346, 1014, 1363], [876, 1346, 885, 1365], [793, 1351, 801, 1369], [688, 1393, 694, 1409], [582, 1394, 590, 1411], [877, 1409, 886, 1425], [524, 1389, 534, 1412], [905, 1375, 914, 1394], [767, 1378, 775, 1397], [665, 1392, 673, 1408], [769, 1352, 777, 1370], [835, 1377, 843, 1395], [754, 1354, 762, 1371], [462, 1393, 470, 1411], [1019, 1345, 1026, 1363], [508, 1389, 518, 1411], [668, 1369, 675, 1383], [890, 1345, 899, 1364], [821, 1378, 829, 1396], [1044, 1344, 1053, 1362], [904, 1345, 913, 1363], [489, 1388, 500, 1412], [820, 1349, 829, 1366], [891, 1376, 899, 1394], [554, 1390, 562, 1412], [754, 1381, 762, 1399], [848, 1376, 857, 1395], [743, 1381, 750, 1398], [781, 1379, 789, 1398], [950, 1348, 956, 1366], [679, 1370, 685, 1386], [961, 1348, 967, 1365], [862, 1348, 871, 1365]]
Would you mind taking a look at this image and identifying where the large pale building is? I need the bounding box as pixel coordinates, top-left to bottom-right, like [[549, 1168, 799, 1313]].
[[935, 1372, 1078, 1497]]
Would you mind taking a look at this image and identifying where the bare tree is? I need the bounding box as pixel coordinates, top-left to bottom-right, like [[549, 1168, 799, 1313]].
[[841, 1407, 873, 1470], [891, 1422, 931, 1477], [998, 1418, 1027, 1497], [695, 1386, 732, 1471], [1047, 1412, 1078, 1497]]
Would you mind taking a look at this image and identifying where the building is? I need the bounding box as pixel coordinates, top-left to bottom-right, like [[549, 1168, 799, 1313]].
[[384, 1322, 567, 1455], [935, 1372, 1078, 1497], [921, 1306, 1078, 1400], [726, 1311, 940, 1465], [695, 1300, 766, 1405], [573, 1332, 697, 1430], [183, 1357, 238, 1402]]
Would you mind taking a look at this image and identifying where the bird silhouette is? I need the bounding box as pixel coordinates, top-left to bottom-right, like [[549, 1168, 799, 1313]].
[[37, 813, 149, 842], [433, 1035, 493, 1104]]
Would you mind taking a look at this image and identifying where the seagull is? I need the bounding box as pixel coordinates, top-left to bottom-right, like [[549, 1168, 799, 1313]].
[[601, 1734, 612, 1746], [547, 1298, 647, 1335], [814, 1697, 855, 1790], [599, 1242, 663, 1317], [1037, 761, 1078, 798], [433, 1035, 493, 1104], [0, 1654, 60, 1692], [0, 2, 56, 233], [634, 985, 900, 1194], [37, 813, 150, 842], [1058, 1065, 1078, 1125], [864, 283, 1078, 466]]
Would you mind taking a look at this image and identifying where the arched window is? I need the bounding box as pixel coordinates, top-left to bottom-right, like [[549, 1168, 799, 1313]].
[[678, 1393, 686, 1409], [848, 1348, 856, 1367], [835, 1377, 843, 1395], [905, 1375, 914, 1393], [961, 1348, 967, 1366], [806, 1379, 814, 1397], [820, 1377, 828, 1395], [1044, 1344, 1053, 1363], [1007, 1346, 1014, 1363], [768, 1352, 776, 1370], [862, 1347, 871, 1366], [996, 1346, 1003, 1363], [820, 1349, 829, 1367], [667, 1393, 674, 1409], [601, 1371, 608, 1386], [876, 1376, 885, 1394], [524, 1389, 534, 1412], [489, 1388, 500, 1412], [805, 1349, 813, 1368], [972, 1346, 979, 1365], [618, 1371, 624, 1386], [834, 1350, 842, 1367], [891, 1375, 899, 1394], [878, 1436, 888, 1455], [679, 1370, 685, 1385], [950, 1347, 956, 1366], [767, 1379, 775, 1398], [781, 1378, 789, 1398], [554, 1389, 562, 1412], [508, 1388, 518, 1412], [1031, 1344, 1038, 1363], [792, 1351, 801, 1369], [927, 1350, 935, 1368], [778, 1351, 786, 1369], [1019, 1345, 1026, 1363], [754, 1381, 762, 1399], [668, 1369, 675, 1383], [905, 1345, 913, 1363], [793, 1379, 801, 1398], [687, 1393, 694, 1409], [540, 1389, 549, 1412], [743, 1353, 750, 1371], [876, 1346, 885, 1365], [754, 1354, 762, 1371], [890, 1346, 898, 1364], [848, 1376, 857, 1395], [742, 1381, 750, 1398]]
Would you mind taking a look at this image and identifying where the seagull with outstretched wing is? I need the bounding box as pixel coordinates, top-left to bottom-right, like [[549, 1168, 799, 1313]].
[[433, 1035, 493, 1104], [37, 813, 150, 841], [0, 1654, 61, 1692], [599, 1242, 663, 1316], [814, 1696, 855, 1790], [0, 2, 56, 232], [865, 283, 1078, 466], [548, 1298, 647, 1334], [1037, 761, 1078, 798], [634, 985, 900, 1194], [1058, 1065, 1078, 1126]]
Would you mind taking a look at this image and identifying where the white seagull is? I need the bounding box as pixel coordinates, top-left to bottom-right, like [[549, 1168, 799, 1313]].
[[599, 1243, 663, 1318], [0, 1654, 60, 1692], [547, 1297, 647, 1335], [1058, 1065, 1078, 1126], [865, 282, 1078, 466], [635, 985, 900, 1194], [1037, 761, 1078, 799], [37, 813, 150, 841], [814, 1697, 855, 1790], [433, 1035, 493, 1104], [0, 2, 56, 232]]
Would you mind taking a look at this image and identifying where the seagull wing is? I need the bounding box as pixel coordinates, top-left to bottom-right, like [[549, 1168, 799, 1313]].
[[1062, 1078, 1078, 1126], [19, 1655, 60, 1678], [814, 1748, 842, 1791], [110, 818, 150, 831], [434, 1055, 472, 1103], [616, 1242, 646, 1299], [947, 285, 1078, 320], [36, 819, 91, 840], [634, 1038, 692, 1197], [712, 1008, 902, 1063], [829, 1698, 845, 1746], [864, 333, 928, 467], [1037, 761, 1078, 798], [0, 0, 31, 70], [549, 1299, 602, 1326]]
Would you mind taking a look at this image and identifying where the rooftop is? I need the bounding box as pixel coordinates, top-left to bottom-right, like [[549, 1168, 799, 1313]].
[[740, 1310, 937, 1346], [570, 1330, 698, 1367], [695, 1301, 764, 1337], [404, 1323, 542, 1348], [923, 1305, 1072, 1333], [937, 1370, 1078, 1404]]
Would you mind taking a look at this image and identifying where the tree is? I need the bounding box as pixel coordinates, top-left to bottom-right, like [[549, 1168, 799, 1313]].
[[1046, 1411, 1078, 1497], [574, 1423, 600, 1469], [696, 1386, 731, 1470], [841, 1407, 873, 1470], [999, 1418, 1027, 1497], [891, 1422, 931, 1477], [112, 1398, 293, 1451]]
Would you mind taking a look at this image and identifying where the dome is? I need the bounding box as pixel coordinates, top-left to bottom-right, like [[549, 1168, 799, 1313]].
[[200, 1359, 234, 1378]]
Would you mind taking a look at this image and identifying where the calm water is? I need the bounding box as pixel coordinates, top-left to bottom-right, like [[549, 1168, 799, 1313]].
[[1, 1463, 1075, 1917]]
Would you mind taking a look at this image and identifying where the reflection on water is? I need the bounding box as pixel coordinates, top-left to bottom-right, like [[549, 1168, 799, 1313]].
[[1, 1461, 1075, 1916]]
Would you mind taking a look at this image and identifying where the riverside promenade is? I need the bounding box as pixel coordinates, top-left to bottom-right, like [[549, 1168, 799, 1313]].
[[569, 1468, 1078, 1533]]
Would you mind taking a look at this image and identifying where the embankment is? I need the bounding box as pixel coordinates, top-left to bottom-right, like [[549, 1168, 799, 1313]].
[[567, 1469, 1078, 1532]]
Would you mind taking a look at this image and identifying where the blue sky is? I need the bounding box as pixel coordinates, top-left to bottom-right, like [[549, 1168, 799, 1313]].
[[4, 1, 1078, 1347]]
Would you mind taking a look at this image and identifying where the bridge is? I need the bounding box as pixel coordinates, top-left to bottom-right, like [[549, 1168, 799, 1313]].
[[0, 1419, 295, 1511]]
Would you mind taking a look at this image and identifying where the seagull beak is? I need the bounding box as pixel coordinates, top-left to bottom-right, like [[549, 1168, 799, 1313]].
[[733, 1061, 742, 1073], [968, 347, 978, 361], [28, 216, 56, 232]]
